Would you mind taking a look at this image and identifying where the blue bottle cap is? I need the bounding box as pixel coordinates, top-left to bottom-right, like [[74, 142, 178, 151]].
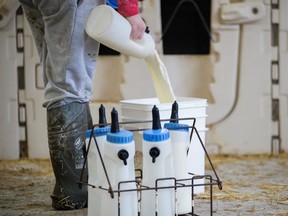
[[143, 129, 170, 142], [164, 122, 189, 132], [86, 129, 92, 139], [107, 130, 134, 144], [86, 126, 110, 139]]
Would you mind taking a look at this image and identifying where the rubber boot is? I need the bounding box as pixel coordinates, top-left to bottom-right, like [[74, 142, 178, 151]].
[[47, 102, 93, 210]]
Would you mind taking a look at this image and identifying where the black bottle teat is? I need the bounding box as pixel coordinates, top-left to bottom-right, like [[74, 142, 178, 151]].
[[170, 101, 179, 123], [99, 104, 107, 127], [152, 105, 161, 130], [111, 107, 120, 133]]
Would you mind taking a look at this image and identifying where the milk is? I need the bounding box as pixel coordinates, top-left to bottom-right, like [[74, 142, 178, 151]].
[[145, 50, 176, 103]]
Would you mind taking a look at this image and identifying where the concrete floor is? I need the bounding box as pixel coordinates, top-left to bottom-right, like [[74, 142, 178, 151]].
[[0, 153, 287, 216]]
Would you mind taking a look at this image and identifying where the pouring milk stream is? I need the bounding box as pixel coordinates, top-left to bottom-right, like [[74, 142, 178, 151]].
[[85, 5, 176, 103]]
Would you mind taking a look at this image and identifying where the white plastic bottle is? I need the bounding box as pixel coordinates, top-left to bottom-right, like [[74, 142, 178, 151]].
[[141, 105, 175, 216], [86, 104, 110, 216], [164, 101, 191, 215], [98, 108, 137, 216], [85, 4, 155, 59]]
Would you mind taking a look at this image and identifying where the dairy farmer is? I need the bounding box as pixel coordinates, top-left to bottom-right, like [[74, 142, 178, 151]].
[[19, 0, 146, 210]]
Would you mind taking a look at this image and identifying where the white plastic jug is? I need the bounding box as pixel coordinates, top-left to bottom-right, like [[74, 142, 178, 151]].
[[85, 5, 155, 58]]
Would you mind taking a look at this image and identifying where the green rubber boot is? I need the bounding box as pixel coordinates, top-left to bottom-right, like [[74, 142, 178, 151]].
[[47, 102, 93, 210]]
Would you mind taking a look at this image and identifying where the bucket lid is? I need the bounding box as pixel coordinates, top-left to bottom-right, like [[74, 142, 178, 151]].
[[119, 97, 207, 111]]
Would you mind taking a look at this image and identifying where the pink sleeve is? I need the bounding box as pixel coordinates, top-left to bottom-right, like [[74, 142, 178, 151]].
[[118, 0, 139, 17]]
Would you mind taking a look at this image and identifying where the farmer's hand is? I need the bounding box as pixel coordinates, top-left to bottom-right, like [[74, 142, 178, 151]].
[[125, 14, 146, 40]]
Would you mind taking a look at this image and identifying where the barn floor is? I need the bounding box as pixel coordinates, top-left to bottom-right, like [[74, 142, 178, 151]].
[[0, 153, 287, 216]]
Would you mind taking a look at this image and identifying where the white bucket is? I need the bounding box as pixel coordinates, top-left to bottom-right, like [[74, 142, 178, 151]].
[[187, 128, 208, 194], [119, 97, 208, 150], [119, 97, 208, 194]]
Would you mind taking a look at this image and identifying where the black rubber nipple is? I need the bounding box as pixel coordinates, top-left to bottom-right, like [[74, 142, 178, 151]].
[[170, 101, 179, 123], [152, 105, 161, 130], [110, 108, 120, 133], [99, 104, 107, 127]]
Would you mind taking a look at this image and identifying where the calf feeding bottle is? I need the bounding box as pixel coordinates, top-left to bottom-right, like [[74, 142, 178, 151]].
[[164, 101, 191, 215], [86, 104, 110, 216], [141, 105, 175, 216], [98, 108, 137, 216]]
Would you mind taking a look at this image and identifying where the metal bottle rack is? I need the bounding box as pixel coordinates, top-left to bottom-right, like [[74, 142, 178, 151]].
[[78, 117, 222, 216]]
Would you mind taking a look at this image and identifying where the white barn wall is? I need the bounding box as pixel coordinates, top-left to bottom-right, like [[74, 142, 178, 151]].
[[1, 0, 287, 159], [0, 16, 19, 160]]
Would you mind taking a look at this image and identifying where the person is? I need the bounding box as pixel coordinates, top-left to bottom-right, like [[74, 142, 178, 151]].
[[19, 0, 146, 210]]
